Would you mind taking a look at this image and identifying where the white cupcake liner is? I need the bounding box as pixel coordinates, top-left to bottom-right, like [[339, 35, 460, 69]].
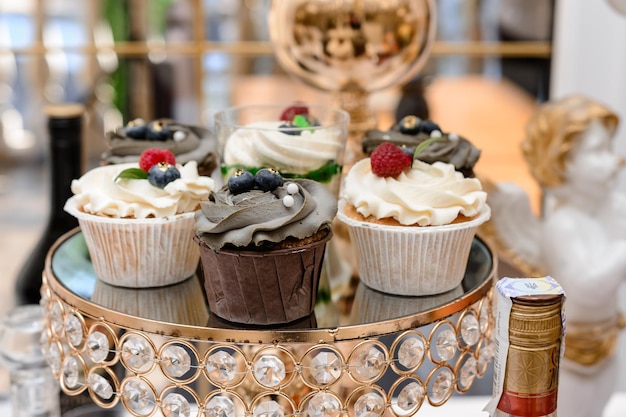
[[65, 197, 199, 288], [337, 203, 491, 296], [91, 277, 209, 325], [350, 282, 465, 323]]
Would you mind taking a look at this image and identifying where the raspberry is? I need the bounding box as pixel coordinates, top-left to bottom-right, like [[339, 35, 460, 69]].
[[280, 104, 309, 121], [138, 148, 176, 172], [370, 142, 413, 177]]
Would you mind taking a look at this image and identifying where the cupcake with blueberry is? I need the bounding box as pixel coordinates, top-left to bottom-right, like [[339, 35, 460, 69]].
[[362, 115, 481, 178], [64, 148, 215, 288], [103, 118, 218, 176], [216, 103, 349, 196], [194, 168, 337, 325], [337, 138, 490, 296]]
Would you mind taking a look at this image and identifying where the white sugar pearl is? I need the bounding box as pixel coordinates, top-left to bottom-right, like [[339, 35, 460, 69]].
[[286, 183, 299, 195], [430, 129, 443, 138], [283, 195, 295, 207], [173, 130, 186, 142], [448, 132, 459, 141]]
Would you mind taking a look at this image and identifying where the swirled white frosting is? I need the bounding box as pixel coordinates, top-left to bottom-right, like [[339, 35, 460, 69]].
[[342, 158, 487, 226], [66, 162, 215, 219], [222, 121, 343, 174]]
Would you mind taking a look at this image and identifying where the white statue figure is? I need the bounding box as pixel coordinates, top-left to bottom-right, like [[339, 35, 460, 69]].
[[488, 95, 626, 417]]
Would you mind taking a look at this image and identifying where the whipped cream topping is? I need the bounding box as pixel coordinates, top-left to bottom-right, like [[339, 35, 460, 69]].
[[342, 158, 487, 226], [66, 162, 215, 219], [195, 179, 337, 250], [222, 121, 344, 174]]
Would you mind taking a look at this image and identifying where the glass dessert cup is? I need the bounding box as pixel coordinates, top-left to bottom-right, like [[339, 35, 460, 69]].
[[214, 104, 349, 197]]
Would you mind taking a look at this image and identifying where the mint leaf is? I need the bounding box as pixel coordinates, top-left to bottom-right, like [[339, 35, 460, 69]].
[[221, 161, 341, 184], [413, 136, 444, 160], [115, 168, 148, 181], [292, 114, 311, 128]]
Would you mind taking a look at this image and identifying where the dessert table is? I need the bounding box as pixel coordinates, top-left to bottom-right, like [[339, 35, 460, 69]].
[[40, 228, 497, 416]]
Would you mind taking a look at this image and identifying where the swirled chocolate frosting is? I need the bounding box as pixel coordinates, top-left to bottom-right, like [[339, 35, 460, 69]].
[[103, 119, 217, 175], [195, 179, 336, 251], [362, 121, 481, 177]]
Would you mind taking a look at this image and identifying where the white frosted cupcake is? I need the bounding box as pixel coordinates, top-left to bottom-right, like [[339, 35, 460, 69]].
[[64, 149, 214, 288], [338, 141, 490, 296]]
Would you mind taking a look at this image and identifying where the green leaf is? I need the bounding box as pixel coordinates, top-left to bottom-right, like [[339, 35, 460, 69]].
[[413, 136, 445, 160], [115, 168, 148, 181], [221, 161, 341, 184], [292, 114, 311, 128], [302, 162, 341, 183]]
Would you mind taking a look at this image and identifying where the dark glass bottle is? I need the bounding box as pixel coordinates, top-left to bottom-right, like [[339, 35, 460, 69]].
[[15, 103, 84, 305]]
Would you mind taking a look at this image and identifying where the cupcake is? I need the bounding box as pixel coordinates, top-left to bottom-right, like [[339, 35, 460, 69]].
[[337, 137, 490, 296], [194, 168, 337, 325], [215, 104, 349, 195], [103, 118, 218, 176], [64, 148, 215, 288]]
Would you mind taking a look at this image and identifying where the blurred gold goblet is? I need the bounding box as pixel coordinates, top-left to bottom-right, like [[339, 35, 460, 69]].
[[269, 0, 436, 162]]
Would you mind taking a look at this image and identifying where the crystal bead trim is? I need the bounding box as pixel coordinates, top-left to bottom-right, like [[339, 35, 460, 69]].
[[41, 278, 495, 417], [355, 392, 385, 417], [87, 331, 110, 363], [351, 344, 386, 382], [64, 313, 84, 347], [50, 301, 64, 337], [122, 377, 156, 415], [121, 334, 155, 371], [253, 355, 286, 388], [460, 313, 480, 346], [434, 328, 456, 362], [62, 355, 81, 389], [253, 400, 284, 417], [397, 336, 425, 370], [161, 392, 191, 417], [205, 395, 235, 417], [88, 373, 114, 400], [206, 350, 237, 384], [311, 351, 342, 385], [307, 392, 341, 417]]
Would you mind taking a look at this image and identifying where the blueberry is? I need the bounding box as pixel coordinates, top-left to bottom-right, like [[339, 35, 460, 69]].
[[278, 123, 301, 136], [255, 168, 284, 191], [418, 120, 441, 134], [146, 120, 172, 141], [400, 146, 414, 157], [227, 170, 255, 194], [398, 115, 421, 135], [125, 118, 148, 138], [148, 163, 181, 188]]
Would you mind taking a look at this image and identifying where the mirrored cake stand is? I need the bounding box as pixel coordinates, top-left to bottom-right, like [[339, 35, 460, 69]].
[[40, 228, 497, 417]]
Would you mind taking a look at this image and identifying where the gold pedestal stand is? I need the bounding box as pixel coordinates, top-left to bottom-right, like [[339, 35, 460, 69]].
[[41, 229, 496, 416]]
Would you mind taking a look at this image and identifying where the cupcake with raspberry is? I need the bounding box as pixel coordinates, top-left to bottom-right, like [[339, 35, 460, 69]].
[[194, 168, 337, 325], [337, 140, 490, 296], [64, 148, 215, 288], [103, 118, 218, 176]]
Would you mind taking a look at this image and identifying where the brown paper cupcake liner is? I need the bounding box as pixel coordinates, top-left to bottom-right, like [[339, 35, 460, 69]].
[[195, 231, 332, 325]]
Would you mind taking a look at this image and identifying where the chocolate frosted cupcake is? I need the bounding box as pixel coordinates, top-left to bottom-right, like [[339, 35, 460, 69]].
[[194, 169, 337, 325], [361, 115, 481, 177], [103, 118, 217, 176]]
